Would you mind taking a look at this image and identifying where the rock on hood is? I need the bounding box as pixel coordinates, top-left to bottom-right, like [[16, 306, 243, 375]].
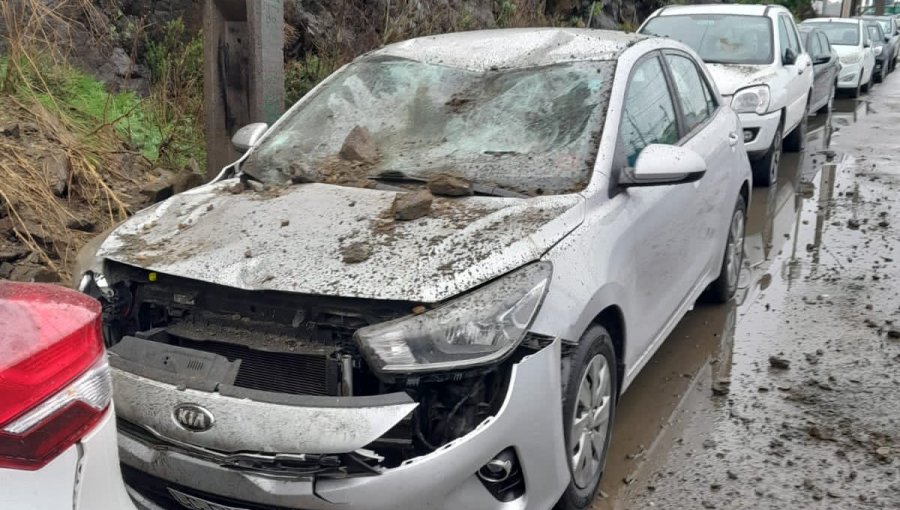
[[98, 180, 584, 303]]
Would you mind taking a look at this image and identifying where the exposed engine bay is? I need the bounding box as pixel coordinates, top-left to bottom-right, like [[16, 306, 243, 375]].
[[92, 262, 548, 480]]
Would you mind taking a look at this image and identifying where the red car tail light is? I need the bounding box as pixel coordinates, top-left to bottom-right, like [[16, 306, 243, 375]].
[[0, 282, 111, 470]]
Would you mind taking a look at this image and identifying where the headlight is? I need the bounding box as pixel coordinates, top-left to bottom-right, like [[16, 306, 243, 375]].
[[875, 46, 884, 56], [731, 85, 771, 115], [840, 53, 862, 65], [355, 262, 552, 375]]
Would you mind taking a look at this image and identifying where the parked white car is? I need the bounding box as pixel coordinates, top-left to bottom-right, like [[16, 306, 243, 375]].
[[0, 282, 135, 510], [802, 18, 876, 98], [640, 4, 814, 187], [74, 29, 752, 510]]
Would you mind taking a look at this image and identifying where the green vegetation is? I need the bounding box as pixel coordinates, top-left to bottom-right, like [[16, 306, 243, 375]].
[[285, 54, 338, 107], [0, 19, 203, 169], [2, 53, 149, 155], [145, 19, 205, 168]]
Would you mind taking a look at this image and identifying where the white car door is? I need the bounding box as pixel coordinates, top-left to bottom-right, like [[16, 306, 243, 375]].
[[663, 51, 738, 276], [777, 13, 812, 132], [861, 23, 877, 83], [614, 52, 710, 368]]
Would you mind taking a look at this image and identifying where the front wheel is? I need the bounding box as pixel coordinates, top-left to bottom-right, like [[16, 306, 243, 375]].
[[850, 76, 862, 98], [751, 124, 782, 187], [555, 326, 617, 510], [704, 194, 747, 303], [863, 70, 873, 92], [784, 101, 808, 152]]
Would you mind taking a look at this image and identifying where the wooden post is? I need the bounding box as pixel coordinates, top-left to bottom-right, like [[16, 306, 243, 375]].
[[203, 0, 284, 179]]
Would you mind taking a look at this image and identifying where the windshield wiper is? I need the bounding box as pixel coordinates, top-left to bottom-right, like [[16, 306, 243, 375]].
[[368, 172, 528, 198]]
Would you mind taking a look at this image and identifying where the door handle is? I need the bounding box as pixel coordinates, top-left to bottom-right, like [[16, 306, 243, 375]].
[[728, 132, 739, 146]]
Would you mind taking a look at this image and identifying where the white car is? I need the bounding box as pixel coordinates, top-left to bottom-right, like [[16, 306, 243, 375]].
[[640, 4, 814, 187], [802, 18, 876, 98], [75, 29, 752, 510], [0, 282, 135, 510]]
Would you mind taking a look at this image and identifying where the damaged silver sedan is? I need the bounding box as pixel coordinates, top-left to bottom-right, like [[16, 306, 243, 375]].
[[74, 28, 752, 510]]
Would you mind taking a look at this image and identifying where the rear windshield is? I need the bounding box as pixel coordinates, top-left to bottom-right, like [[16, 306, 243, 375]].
[[641, 14, 774, 65], [803, 22, 859, 46], [240, 58, 616, 195]]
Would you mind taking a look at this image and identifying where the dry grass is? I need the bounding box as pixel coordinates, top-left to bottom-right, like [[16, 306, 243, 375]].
[[0, 0, 150, 280]]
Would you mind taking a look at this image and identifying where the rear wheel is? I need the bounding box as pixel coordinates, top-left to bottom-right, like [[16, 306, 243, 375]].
[[704, 195, 747, 304], [555, 326, 617, 510], [751, 123, 782, 187], [876, 63, 885, 83]]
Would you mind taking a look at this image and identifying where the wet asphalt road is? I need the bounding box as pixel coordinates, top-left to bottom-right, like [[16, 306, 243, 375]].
[[594, 76, 900, 509]]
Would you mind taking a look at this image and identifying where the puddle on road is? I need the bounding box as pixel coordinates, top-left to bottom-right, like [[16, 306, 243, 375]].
[[593, 96, 900, 509]]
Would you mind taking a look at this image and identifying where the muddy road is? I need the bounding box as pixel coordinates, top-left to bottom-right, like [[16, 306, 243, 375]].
[[594, 78, 900, 509]]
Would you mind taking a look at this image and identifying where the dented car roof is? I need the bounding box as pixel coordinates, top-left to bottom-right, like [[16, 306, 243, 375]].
[[371, 28, 647, 71]]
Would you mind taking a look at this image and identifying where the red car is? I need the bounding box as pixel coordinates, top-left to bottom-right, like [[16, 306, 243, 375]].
[[0, 282, 134, 509]]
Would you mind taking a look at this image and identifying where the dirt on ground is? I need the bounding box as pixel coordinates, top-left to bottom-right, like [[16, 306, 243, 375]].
[[594, 79, 900, 509]]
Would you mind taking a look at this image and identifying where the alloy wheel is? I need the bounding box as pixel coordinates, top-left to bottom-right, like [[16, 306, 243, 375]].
[[569, 355, 612, 490], [725, 209, 745, 293], [769, 135, 781, 184]]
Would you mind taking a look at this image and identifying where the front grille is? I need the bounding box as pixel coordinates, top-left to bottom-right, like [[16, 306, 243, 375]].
[[175, 338, 339, 396], [121, 464, 301, 510]]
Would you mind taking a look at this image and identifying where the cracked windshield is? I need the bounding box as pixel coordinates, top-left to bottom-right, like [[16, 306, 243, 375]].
[[1, 1, 898, 510], [240, 59, 614, 195]]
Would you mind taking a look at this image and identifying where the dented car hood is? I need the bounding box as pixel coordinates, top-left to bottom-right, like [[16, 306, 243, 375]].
[[706, 64, 777, 97], [98, 179, 584, 303]]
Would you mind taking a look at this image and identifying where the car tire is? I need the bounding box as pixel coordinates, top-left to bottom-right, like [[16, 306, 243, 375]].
[[876, 64, 884, 83], [704, 194, 747, 304], [751, 123, 781, 187], [555, 325, 617, 510], [818, 83, 835, 115], [863, 71, 873, 92], [783, 100, 808, 153], [851, 75, 862, 98]]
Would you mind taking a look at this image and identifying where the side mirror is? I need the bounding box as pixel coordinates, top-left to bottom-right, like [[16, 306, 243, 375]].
[[231, 123, 269, 153], [886, 36, 892, 43], [622, 144, 707, 187], [864, 39, 872, 48], [783, 47, 798, 65], [814, 54, 831, 65]]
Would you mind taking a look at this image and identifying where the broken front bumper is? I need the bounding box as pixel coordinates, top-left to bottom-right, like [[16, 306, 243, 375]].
[[117, 340, 569, 510]]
